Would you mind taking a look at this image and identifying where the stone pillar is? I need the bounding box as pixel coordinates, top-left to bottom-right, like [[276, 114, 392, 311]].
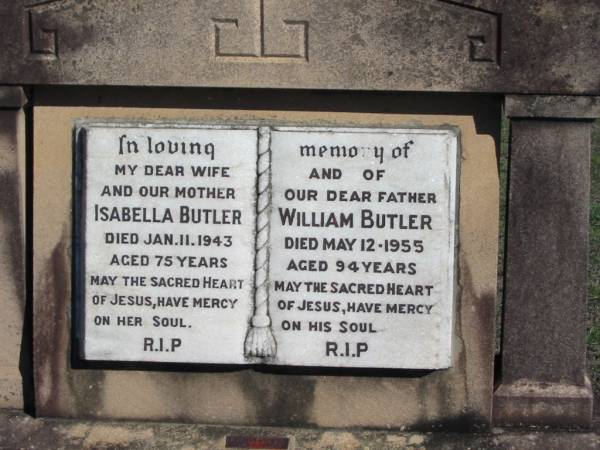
[[494, 95, 599, 428], [0, 87, 26, 409]]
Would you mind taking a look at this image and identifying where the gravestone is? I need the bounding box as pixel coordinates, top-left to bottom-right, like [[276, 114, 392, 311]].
[[0, 0, 596, 431]]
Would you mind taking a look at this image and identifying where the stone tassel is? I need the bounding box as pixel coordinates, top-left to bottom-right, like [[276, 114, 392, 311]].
[[244, 127, 276, 358]]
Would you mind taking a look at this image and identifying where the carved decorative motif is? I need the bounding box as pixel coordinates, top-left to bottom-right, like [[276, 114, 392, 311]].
[[25, 0, 68, 59], [437, 0, 501, 64], [244, 127, 276, 358], [25, 0, 498, 65], [213, 0, 308, 61]]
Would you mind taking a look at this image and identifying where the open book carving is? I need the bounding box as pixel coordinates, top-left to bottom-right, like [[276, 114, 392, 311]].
[[75, 123, 458, 370]]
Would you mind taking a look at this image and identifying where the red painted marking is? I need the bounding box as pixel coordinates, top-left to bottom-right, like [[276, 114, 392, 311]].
[[225, 435, 289, 449]]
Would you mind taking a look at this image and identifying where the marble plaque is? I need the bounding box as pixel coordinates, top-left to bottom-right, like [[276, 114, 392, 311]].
[[76, 124, 258, 363], [76, 123, 458, 369], [268, 127, 458, 369]]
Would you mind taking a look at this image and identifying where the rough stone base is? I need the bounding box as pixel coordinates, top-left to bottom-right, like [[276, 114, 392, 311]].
[[493, 378, 593, 428], [1, 410, 599, 450]]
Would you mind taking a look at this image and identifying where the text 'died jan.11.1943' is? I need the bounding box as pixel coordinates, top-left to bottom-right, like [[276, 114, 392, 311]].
[[76, 124, 258, 364]]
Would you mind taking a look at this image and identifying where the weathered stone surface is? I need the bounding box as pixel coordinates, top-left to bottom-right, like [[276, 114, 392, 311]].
[[494, 378, 594, 428], [33, 103, 498, 429], [505, 95, 600, 119], [496, 118, 593, 427], [0, 1, 598, 94], [2, 410, 600, 450], [0, 97, 26, 409]]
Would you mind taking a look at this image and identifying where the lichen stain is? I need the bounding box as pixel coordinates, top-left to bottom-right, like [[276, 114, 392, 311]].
[[239, 371, 317, 426], [35, 227, 105, 417], [35, 228, 71, 415], [412, 259, 495, 431]]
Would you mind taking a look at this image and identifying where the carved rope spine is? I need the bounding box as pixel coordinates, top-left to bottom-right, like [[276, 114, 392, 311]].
[[244, 127, 276, 358]]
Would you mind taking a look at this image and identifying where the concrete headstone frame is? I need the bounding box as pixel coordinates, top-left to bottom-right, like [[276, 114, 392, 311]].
[[0, 0, 598, 429], [32, 104, 499, 428]]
